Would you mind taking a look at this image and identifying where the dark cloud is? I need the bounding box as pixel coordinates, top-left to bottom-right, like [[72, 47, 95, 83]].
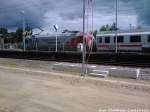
[[0, 0, 150, 30], [120, 0, 150, 26], [136, 1, 150, 26], [60, 12, 82, 21], [0, 0, 48, 28]]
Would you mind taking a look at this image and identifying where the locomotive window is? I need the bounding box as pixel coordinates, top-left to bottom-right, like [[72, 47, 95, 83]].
[[114, 36, 124, 43], [105, 37, 110, 43], [130, 35, 141, 42], [148, 35, 150, 42], [99, 37, 102, 43]]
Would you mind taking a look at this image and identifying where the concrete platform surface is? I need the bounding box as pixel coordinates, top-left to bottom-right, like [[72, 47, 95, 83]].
[[0, 60, 150, 112]]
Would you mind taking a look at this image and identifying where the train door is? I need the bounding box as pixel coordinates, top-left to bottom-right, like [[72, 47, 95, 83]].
[[96, 36, 103, 51], [142, 34, 150, 52], [104, 36, 111, 51]]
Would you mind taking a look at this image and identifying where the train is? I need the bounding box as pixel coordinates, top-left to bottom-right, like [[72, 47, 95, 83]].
[[25, 31, 95, 52], [25, 29, 150, 53], [96, 29, 150, 52]]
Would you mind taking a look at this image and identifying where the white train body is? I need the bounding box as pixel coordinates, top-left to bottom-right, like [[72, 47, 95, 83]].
[[25, 31, 94, 51], [96, 29, 150, 52]]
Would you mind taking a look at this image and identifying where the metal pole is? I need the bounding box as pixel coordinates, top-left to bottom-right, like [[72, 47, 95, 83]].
[[2, 38, 4, 49], [21, 11, 26, 51], [85, 0, 89, 74], [56, 30, 58, 52], [82, 0, 86, 76], [36, 38, 38, 51], [87, 0, 89, 33], [115, 0, 118, 53], [92, 0, 94, 33], [129, 24, 132, 31]]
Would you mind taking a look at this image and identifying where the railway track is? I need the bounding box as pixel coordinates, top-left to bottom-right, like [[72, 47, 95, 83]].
[[0, 50, 150, 68]]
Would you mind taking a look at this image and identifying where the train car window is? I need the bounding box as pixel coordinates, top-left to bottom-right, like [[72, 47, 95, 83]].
[[148, 35, 150, 42], [99, 37, 102, 43], [117, 36, 124, 43], [130, 35, 141, 42], [114, 36, 124, 43], [105, 37, 110, 43]]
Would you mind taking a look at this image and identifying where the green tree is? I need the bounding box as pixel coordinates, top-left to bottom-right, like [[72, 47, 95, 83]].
[[100, 24, 109, 31], [15, 27, 23, 42], [100, 23, 119, 32], [90, 30, 98, 38], [137, 25, 142, 29], [92, 30, 97, 38], [100, 25, 107, 31], [15, 26, 32, 43], [0, 27, 8, 49], [0, 27, 8, 37], [25, 26, 32, 36], [109, 23, 117, 31]]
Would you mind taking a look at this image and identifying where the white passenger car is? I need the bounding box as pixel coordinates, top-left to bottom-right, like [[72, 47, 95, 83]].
[[96, 29, 150, 52]]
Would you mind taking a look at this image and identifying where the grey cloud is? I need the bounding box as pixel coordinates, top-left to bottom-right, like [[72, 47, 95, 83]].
[[120, 0, 150, 26], [60, 12, 82, 21], [0, 0, 150, 30], [0, 0, 48, 28]]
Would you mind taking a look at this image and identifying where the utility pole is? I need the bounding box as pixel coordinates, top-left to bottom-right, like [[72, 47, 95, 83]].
[[0, 35, 1, 50], [129, 24, 132, 31], [54, 25, 59, 52], [91, 0, 94, 33], [20, 10, 26, 51], [56, 30, 58, 52], [115, 0, 118, 53], [82, 0, 86, 76], [87, 0, 89, 33], [35, 38, 38, 51]]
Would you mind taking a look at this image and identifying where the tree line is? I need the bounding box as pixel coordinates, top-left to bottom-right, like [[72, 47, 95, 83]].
[[0, 27, 32, 44], [91, 23, 119, 38]]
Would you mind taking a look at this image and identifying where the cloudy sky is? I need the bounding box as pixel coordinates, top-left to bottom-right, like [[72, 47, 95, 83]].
[[0, 0, 150, 33]]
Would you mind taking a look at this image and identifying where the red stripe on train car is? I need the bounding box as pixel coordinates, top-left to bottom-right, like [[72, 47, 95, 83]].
[[97, 45, 110, 48], [119, 45, 142, 47], [97, 44, 142, 48]]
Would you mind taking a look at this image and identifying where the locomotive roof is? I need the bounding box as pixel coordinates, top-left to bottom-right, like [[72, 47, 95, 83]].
[[97, 29, 150, 36], [27, 31, 93, 39], [34, 32, 76, 38], [25, 32, 77, 39]]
